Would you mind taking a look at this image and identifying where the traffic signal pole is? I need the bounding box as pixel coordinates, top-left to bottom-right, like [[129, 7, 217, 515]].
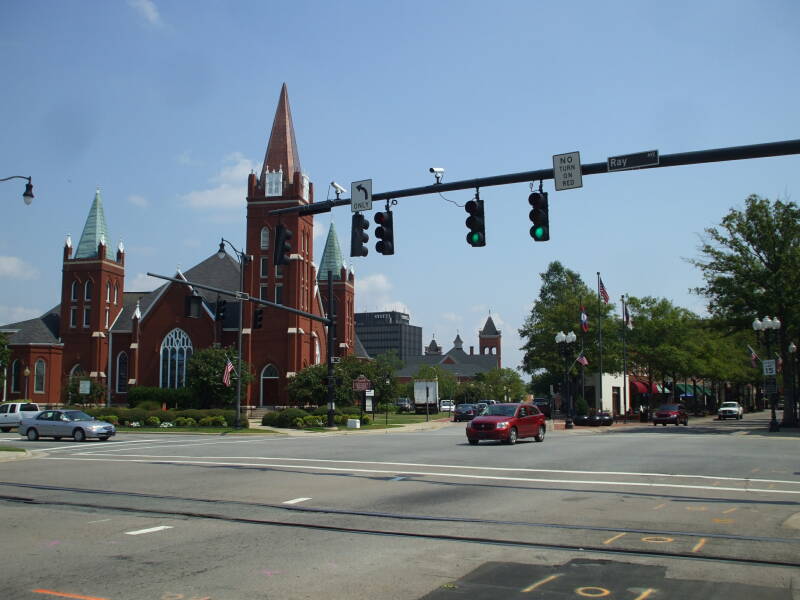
[[270, 138, 800, 217]]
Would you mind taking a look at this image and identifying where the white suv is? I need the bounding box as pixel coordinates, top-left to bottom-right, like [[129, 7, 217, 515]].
[[440, 400, 455, 413], [717, 401, 743, 420]]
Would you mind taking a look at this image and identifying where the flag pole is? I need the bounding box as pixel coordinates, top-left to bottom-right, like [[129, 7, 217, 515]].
[[621, 294, 628, 423], [580, 297, 585, 411], [597, 272, 604, 412]]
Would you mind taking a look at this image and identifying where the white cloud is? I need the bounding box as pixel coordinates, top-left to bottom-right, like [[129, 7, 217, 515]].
[[127, 194, 149, 208], [180, 152, 256, 212], [442, 312, 461, 323], [0, 256, 38, 280], [0, 305, 40, 324], [355, 273, 409, 314], [126, 272, 160, 292], [128, 0, 163, 26]]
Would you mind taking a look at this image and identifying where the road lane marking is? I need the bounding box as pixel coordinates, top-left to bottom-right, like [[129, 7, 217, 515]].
[[691, 538, 708, 553], [685, 506, 707, 511], [723, 508, 737, 514], [87, 519, 111, 524], [32, 590, 110, 600], [633, 590, 657, 600], [283, 497, 311, 505], [576, 587, 610, 597], [641, 536, 673, 543], [653, 503, 666, 510], [522, 574, 562, 592], [41, 457, 800, 495], [124, 525, 173, 535], [603, 532, 627, 545], [712, 518, 734, 524]]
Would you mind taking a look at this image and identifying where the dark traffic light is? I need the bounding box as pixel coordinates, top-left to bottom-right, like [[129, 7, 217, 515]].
[[350, 212, 369, 257], [274, 224, 293, 265], [215, 299, 227, 321], [253, 307, 263, 329], [185, 294, 202, 318], [465, 199, 486, 247], [374, 210, 394, 255], [528, 191, 550, 241]]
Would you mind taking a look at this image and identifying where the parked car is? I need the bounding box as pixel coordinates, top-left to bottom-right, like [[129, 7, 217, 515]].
[[533, 399, 551, 418], [589, 410, 614, 426], [0, 402, 41, 432], [717, 401, 743, 420], [395, 398, 413, 413], [19, 409, 116, 442], [466, 403, 546, 445], [454, 404, 478, 422], [652, 404, 689, 426], [474, 402, 489, 415], [440, 400, 455, 413]]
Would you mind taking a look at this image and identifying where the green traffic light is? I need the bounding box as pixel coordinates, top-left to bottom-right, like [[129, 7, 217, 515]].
[[469, 232, 482, 244], [533, 226, 544, 239]]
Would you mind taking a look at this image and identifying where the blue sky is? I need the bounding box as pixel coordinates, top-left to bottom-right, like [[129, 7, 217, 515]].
[[2, 0, 799, 375]]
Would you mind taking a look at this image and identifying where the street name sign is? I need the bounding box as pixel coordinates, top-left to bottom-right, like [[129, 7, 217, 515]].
[[552, 151, 583, 191], [607, 150, 659, 171], [763, 359, 776, 376], [351, 179, 373, 212]]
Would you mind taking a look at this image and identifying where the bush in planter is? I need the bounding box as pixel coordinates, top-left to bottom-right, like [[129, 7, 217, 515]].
[[261, 412, 280, 427], [199, 415, 227, 427], [174, 417, 197, 427], [98, 415, 119, 425], [145, 415, 161, 427], [302, 415, 325, 428], [361, 415, 371, 426], [275, 408, 309, 428]]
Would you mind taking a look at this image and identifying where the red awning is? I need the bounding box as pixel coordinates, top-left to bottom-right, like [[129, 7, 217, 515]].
[[630, 379, 659, 394]]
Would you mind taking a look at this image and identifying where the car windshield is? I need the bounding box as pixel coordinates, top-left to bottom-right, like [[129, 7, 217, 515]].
[[457, 404, 473, 410], [657, 404, 680, 411], [484, 405, 517, 417], [62, 411, 93, 422], [21, 403, 39, 411], [720, 402, 738, 408]]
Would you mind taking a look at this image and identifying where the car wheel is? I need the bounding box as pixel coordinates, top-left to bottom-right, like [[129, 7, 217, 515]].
[[26, 428, 39, 441], [468, 439, 479, 445], [534, 425, 546, 442], [506, 427, 518, 445], [54, 436, 62, 441], [73, 428, 86, 442]]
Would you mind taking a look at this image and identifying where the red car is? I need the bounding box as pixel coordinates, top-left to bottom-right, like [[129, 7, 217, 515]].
[[466, 403, 546, 445], [652, 403, 689, 426]]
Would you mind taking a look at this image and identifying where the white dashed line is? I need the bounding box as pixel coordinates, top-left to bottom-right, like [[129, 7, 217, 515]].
[[125, 525, 173, 535], [283, 497, 311, 505]]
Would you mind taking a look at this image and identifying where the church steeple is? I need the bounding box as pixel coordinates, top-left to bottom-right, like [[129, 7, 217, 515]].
[[318, 223, 345, 281], [75, 188, 110, 259], [261, 83, 301, 185]]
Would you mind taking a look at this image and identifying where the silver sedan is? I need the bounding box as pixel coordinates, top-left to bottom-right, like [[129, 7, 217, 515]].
[[20, 410, 116, 442]]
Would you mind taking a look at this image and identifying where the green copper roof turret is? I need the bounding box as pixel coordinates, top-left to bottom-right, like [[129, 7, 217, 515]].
[[318, 222, 345, 281], [75, 188, 111, 259]]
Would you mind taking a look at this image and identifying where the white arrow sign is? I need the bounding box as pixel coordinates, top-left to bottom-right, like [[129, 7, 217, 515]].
[[351, 179, 373, 212]]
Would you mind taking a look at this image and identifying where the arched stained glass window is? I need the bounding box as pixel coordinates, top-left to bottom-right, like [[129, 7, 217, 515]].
[[84, 280, 93, 302], [159, 328, 193, 388], [71, 281, 78, 301], [116, 352, 128, 393], [260, 227, 270, 250], [10, 360, 20, 393], [34, 359, 46, 394]]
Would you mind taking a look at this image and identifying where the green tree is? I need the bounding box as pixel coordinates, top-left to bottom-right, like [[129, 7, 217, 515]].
[[691, 195, 800, 425], [479, 368, 527, 402], [186, 347, 253, 409]]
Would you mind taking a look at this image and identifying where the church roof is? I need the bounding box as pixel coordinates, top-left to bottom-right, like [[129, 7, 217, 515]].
[[317, 223, 345, 281], [480, 316, 500, 336], [261, 83, 301, 182], [74, 189, 110, 259], [0, 306, 61, 345]]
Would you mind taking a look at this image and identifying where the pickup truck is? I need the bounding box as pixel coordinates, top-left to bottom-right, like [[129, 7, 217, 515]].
[[0, 402, 42, 432]]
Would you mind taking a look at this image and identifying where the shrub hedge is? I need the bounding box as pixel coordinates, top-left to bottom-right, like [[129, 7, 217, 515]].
[[78, 406, 246, 429]]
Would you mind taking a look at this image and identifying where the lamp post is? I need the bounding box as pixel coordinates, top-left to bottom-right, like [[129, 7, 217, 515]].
[[555, 330, 577, 429], [789, 342, 797, 426], [217, 238, 249, 429], [1, 175, 34, 205], [23, 366, 30, 398], [752, 316, 781, 432]]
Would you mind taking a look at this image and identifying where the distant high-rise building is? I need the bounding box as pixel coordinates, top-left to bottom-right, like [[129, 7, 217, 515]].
[[354, 311, 422, 362]]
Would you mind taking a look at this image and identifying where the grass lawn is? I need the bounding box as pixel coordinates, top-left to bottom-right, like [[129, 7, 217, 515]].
[[0, 446, 26, 452]]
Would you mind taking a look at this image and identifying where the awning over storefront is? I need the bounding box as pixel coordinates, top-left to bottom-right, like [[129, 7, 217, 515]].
[[630, 379, 659, 394], [675, 383, 711, 396]]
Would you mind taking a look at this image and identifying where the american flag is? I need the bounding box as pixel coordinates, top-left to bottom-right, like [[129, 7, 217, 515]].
[[748, 345, 759, 368], [624, 303, 633, 329], [598, 277, 610, 304], [580, 306, 589, 333], [577, 354, 589, 366], [222, 358, 234, 387]]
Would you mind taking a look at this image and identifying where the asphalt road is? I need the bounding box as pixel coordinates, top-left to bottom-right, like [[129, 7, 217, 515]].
[[0, 413, 798, 600]]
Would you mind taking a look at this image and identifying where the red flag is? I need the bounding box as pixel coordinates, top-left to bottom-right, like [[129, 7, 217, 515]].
[[577, 354, 589, 366], [599, 277, 610, 304], [580, 306, 589, 333], [748, 345, 759, 368], [223, 358, 234, 387]]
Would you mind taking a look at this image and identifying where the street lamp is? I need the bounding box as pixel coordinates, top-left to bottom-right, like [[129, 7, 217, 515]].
[[555, 330, 577, 429], [23, 366, 30, 398], [753, 315, 781, 432], [1, 175, 34, 205], [789, 342, 797, 426], [217, 238, 250, 429]]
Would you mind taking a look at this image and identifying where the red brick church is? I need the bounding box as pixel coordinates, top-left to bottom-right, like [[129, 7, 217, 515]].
[[1, 85, 363, 407]]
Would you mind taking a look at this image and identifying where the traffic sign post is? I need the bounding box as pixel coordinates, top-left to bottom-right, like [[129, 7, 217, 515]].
[[352, 375, 371, 391], [351, 179, 373, 212], [763, 359, 777, 376], [552, 152, 582, 191]]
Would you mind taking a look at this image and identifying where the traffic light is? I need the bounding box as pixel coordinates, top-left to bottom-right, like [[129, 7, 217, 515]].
[[253, 307, 263, 329], [374, 210, 394, 255], [215, 300, 227, 321], [274, 224, 293, 265], [464, 199, 486, 247], [528, 191, 550, 241], [185, 294, 202, 318], [350, 212, 369, 257]]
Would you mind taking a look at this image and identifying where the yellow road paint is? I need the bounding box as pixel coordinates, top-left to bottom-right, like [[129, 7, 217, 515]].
[[722, 508, 737, 514], [691, 538, 708, 553], [603, 532, 627, 545], [522, 574, 562, 593], [33, 590, 111, 600], [712, 518, 734, 524], [653, 503, 666, 510], [685, 506, 707, 511], [576, 587, 611, 597], [641, 536, 674, 543], [633, 589, 657, 600]]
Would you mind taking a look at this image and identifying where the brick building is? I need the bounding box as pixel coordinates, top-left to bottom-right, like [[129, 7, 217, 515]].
[[1, 84, 361, 407]]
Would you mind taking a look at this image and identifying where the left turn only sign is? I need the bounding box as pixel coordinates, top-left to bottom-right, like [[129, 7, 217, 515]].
[[351, 179, 373, 212]]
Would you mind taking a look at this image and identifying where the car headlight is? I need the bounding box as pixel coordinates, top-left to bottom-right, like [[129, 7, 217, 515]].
[[496, 421, 509, 429]]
